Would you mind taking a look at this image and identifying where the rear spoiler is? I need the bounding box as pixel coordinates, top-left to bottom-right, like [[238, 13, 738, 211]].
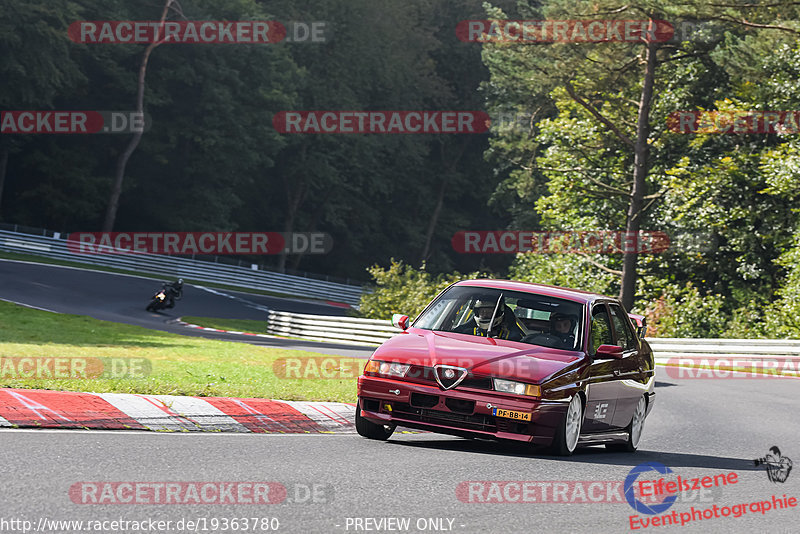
[[628, 313, 647, 339]]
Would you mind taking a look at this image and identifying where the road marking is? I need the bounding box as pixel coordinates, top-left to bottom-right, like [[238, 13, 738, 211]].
[[0, 297, 60, 313], [193, 285, 272, 313]]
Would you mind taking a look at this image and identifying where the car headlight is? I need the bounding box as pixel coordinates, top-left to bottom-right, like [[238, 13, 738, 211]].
[[493, 378, 540, 397], [364, 360, 410, 378]]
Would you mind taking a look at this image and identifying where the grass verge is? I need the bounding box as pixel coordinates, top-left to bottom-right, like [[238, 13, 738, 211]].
[[0, 300, 359, 402]]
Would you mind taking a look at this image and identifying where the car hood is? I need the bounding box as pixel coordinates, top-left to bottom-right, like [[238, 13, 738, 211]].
[[373, 328, 583, 383]]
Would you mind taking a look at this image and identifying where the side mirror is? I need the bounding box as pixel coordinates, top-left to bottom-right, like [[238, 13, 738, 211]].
[[595, 344, 624, 359], [391, 314, 410, 331], [628, 314, 648, 340]]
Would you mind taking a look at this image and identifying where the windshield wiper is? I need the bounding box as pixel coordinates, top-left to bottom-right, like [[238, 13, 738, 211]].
[[487, 292, 503, 339]]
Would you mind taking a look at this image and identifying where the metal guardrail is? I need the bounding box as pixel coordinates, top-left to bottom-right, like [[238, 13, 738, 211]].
[[646, 338, 800, 361], [266, 311, 397, 346], [264, 312, 800, 360], [0, 229, 364, 305]]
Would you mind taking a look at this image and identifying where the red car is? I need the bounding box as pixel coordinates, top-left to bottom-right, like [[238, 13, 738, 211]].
[[356, 280, 655, 455]]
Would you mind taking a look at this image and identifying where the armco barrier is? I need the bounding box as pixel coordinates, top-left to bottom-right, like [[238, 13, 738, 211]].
[[265, 312, 800, 361], [647, 338, 800, 361], [0, 228, 364, 305], [266, 311, 398, 346]]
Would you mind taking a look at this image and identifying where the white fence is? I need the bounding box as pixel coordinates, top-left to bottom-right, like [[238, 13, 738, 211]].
[[0, 228, 364, 305], [264, 312, 800, 363], [266, 311, 398, 346], [646, 338, 800, 361]]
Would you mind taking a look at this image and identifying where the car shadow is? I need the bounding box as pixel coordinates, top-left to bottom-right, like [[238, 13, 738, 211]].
[[654, 381, 678, 388], [388, 436, 758, 471]]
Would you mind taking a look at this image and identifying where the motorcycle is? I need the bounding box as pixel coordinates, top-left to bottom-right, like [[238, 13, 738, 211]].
[[146, 281, 183, 312]]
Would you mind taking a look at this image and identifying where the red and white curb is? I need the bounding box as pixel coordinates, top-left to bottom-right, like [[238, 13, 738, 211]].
[[0, 388, 355, 433]]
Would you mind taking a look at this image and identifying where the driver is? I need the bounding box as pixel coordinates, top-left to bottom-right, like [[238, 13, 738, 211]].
[[454, 297, 524, 341], [550, 312, 577, 348]]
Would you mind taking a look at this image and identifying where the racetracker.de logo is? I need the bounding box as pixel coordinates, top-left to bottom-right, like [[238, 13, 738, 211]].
[[452, 231, 671, 254], [664, 358, 800, 379], [0, 357, 150, 379], [456, 480, 718, 504], [1, 111, 149, 134], [273, 357, 365, 379], [66, 232, 332, 255], [668, 111, 800, 134], [69, 482, 286, 504], [68, 21, 286, 44], [456, 20, 674, 43], [273, 111, 490, 134]]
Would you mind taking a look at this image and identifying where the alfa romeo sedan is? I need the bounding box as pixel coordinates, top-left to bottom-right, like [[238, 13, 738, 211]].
[[356, 280, 655, 455]]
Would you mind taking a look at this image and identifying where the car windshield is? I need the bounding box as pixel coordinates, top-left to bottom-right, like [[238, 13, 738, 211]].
[[413, 285, 584, 351]]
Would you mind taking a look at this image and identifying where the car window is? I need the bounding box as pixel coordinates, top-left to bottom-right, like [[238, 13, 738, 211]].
[[609, 303, 636, 350], [590, 305, 613, 354], [413, 285, 583, 350]]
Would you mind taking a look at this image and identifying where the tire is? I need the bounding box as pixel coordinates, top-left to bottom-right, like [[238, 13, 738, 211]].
[[355, 400, 395, 440], [548, 394, 583, 456], [146, 302, 156, 312], [606, 395, 647, 452]]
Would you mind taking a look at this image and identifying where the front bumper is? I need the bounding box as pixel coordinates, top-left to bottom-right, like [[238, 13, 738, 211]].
[[357, 375, 569, 445]]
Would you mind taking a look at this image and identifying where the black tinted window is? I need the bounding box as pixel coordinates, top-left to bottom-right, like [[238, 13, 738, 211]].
[[609, 304, 635, 350], [590, 305, 613, 353]]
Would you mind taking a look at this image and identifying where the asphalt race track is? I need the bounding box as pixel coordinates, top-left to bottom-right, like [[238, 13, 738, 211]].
[[1, 375, 797, 534], [0, 259, 798, 533], [0, 259, 374, 358]]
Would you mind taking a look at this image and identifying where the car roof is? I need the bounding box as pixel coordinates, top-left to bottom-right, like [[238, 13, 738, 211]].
[[454, 279, 617, 305]]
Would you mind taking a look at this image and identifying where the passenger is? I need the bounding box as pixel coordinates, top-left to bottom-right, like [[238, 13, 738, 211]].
[[550, 312, 577, 349]]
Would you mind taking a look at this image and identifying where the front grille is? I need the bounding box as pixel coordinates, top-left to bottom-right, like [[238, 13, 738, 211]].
[[404, 365, 493, 391], [496, 418, 532, 434], [445, 398, 475, 414], [362, 399, 380, 412], [405, 365, 436, 385], [410, 392, 439, 408], [390, 402, 497, 432], [460, 376, 493, 390]]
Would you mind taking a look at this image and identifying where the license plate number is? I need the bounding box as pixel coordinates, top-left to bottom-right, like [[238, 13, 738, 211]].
[[492, 408, 531, 421]]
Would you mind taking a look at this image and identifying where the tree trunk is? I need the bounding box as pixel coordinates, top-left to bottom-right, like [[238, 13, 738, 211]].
[[0, 146, 8, 221], [102, 0, 173, 231], [619, 40, 658, 310], [277, 202, 296, 273], [277, 143, 309, 273], [419, 177, 447, 265], [419, 138, 470, 265], [288, 188, 328, 272]]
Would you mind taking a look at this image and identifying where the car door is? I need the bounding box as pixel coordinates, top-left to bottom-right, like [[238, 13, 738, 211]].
[[582, 302, 619, 432], [607, 302, 648, 428]]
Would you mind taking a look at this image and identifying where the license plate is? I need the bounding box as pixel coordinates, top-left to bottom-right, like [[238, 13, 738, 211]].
[[492, 408, 531, 421]]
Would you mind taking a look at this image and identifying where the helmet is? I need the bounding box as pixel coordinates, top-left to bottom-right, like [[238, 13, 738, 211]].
[[551, 312, 576, 334], [177, 278, 184, 287], [473, 298, 504, 331]]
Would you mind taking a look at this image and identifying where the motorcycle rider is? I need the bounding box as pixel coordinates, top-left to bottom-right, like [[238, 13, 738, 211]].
[[162, 278, 183, 308]]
